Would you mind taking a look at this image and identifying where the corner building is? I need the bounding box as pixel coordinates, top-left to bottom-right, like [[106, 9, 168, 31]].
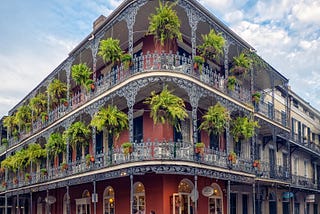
[[0, 0, 319, 213]]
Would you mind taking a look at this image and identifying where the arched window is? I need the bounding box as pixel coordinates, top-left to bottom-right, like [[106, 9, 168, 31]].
[[133, 182, 145, 213], [209, 183, 223, 214], [103, 186, 115, 214], [173, 179, 194, 214]]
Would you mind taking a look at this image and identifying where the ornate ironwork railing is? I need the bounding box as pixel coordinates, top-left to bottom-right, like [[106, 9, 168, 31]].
[[291, 133, 320, 154], [292, 174, 317, 189], [6, 52, 252, 149], [3, 140, 258, 190]]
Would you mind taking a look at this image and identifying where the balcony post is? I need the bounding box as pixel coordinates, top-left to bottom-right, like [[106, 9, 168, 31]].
[[93, 180, 97, 214], [130, 174, 133, 214], [252, 183, 256, 214], [64, 58, 73, 104], [194, 175, 198, 214], [5, 194, 7, 214], [30, 192, 33, 214], [224, 44, 230, 79], [227, 180, 230, 214], [67, 185, 70, 214], [17, 194, 19, 214], [92, 127, 96, 159]]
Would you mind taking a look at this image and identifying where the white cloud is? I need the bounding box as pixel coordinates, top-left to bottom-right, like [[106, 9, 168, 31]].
[[292, 1, 320, 24]]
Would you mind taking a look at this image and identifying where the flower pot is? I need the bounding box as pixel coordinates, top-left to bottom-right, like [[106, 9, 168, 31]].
[[90, 156, 95, 162]]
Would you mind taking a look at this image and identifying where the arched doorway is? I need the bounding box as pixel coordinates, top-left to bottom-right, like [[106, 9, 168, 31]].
[[75, 190, 91, 214], [269, 192, 277, 214], [173, 178, 194, 214], [209, 183, 223, 214], [133, 182, 145, 213], [103, 186, 115, 214]]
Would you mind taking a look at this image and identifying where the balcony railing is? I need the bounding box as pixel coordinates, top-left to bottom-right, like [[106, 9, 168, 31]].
[[2, 140, 258, 191], [292, 174, 317, 189], [256, 101, 287, 126], [291, 133, 320, 154], [7, 52, 252, 149], [257, 161, 291, 182]]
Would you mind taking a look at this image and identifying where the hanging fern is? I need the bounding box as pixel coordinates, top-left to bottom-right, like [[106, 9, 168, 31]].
[[198, 29, 225, 61], [71, 63, 94, 92], [199, 103, 230, 136], [230, 116, 259, 142], [144, 85, 188, 131], [148, 1, 182, 46], [63, 121, 91, 151], [98, 38, 123, 65], [90, 105, 128, 139]]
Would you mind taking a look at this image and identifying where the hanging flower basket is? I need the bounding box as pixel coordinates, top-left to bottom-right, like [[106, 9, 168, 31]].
[[195, 142, 205, 155], [122, 142, 133, 155], [61, 162, 68, 171], [1, 181, 7, 188]]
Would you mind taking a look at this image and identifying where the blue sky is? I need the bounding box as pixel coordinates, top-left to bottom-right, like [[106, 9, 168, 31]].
[[0, 0, 319, 117]]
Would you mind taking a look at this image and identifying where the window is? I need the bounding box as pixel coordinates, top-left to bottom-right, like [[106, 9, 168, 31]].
[[254, 144, 261, 160], [304, 160, 308, 177], [281, 111, 286, 126], [133, 182, 145, 213], [230, 193, 237, 214], [96, 131, 103, 154], [133, 116, 143, 143], [234, 141, 241, 156], [242, 194, 248, 214], [210, 133, 219, 150], [173, 179, 193, 214], [209, 183, 223, 214], [103, 186, 115, 214]]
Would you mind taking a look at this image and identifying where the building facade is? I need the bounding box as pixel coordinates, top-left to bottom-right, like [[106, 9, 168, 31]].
[[0, 0, 319, 214]]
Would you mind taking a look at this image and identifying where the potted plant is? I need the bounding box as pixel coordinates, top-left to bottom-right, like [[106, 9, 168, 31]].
[[61, 162, 68, 171], [228, 151, 237, 164], [144, 85, 188, 131], [227, 76, 237, 91], [98, 38, 123, 66], [91, 105, 128, 141], [85, 154, 94, 166], [122, 142, 133, 155], [121, 53, 133, 69], [30, 93, 48, 121], [13, 177, 18, 184], [15, 105, 32, 133], [25, 173, 31, 181], [230, 52, 252, 75], [40, 168, 48, 176], [3, 115, 18, 138], [148, 1, 182, 50], [1, 181, 7, 188], [199, 102, 230, 138], [71, 63, 94, 93], [1, 138, 8, 147], [63, 121, 91, 159], [253, 160, 261, 169], [230, 116, 259, 142], [46, 133, 66, 163], [193, 55, 205, 72], [195, 142, 205, 154], [47, 79, 68, 109], [252, 92, 261, 104], [198, 29, 225, 62]]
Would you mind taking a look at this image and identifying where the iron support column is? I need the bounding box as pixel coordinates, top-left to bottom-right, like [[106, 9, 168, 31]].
[[227, 180, 230, 214], [94, 180, 97, 214], [130, 174, 134, 214]]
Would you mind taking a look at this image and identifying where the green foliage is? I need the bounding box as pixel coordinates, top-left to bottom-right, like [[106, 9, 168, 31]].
[[227, 76, 237, 91], [231, 52, 252, 74], [90, 105, 128, 139], [144, 85, 188, 131], [195, 142, 205, 148], [71, 63, 94, 92], [30, 93, 47, 119], [121, 53, 133, 69], [252, 92, 261, 103], [25, 143, 46, 166], [46, 133, 66, 160], [1, 138, 8, 146], [98, 38, 123, 65], [3, 115, 18, 136], [122, 142, 132, 148], [15, 105, 32, 132], [47, 79, 67, 108], [230, 117, 259, 142], [198, 29, 225, 61], [193, 55, 205, 71], [63, 121, 91, 151], [199, 103, 230, 136], [148, 1, 182, 46]]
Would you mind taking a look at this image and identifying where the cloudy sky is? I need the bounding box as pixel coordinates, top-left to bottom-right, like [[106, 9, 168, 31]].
[[0, 0, 319, 117]]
